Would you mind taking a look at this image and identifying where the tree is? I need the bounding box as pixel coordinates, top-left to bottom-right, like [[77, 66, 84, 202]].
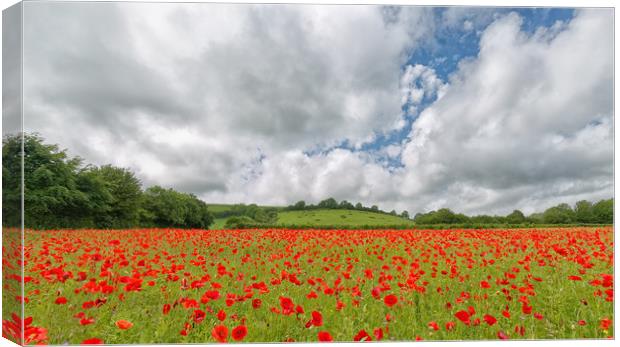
[[400, 210, 409, 219], [141, 186, 213, 228], [592, 199, 613, 224], [355, 202, 363, 210], [506, 210, 526, 224], [3, 133, 91, 228], [574, 200, 594, 223], [543, 203, 575, 224], [318, 197, 338, 209], [88, 165, 143, 228], [293, 200, 306, 210], [339, 200, 354, 209]]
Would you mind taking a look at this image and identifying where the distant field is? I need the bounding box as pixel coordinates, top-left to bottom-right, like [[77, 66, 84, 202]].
[[277, 209, 415, 227], [210, 218, 228, 230], [205, 204, 238, 214]]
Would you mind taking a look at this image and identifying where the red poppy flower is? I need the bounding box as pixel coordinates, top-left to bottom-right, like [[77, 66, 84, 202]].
[[480, 281, 491, 288], [497, 331, 509, 340], [600, 318, 612, 330], [373, 327, 383, 340], [311, 311, 323, 327], [318, 331, 333, 342], [455, 310, 471, 325], [55, 297, 68, 305], [483, 314, 497, 326], [578, 320, 587, 326], [353, 330, 372, 341], [82, 338, 104, 344], [212, 325, 228, 343], [279, 296, 295, 315], [252, 299, 262, 309], [80, 318, 95, 326], [193, 310, 206, 323], [428, 321, 439, 331], [163, 304, 171, 315], [231, 325, 248, 341], [445, 321, 456, 331], [384, 294, 398, 307], [115, 320, 133, 330], [217, 309, 226, 322]]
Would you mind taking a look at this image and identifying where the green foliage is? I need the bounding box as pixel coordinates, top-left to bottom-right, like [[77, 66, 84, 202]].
[[506, 210, 526, 224], [415, 201, 612, 226], [414, 208, 469, 224], [543, 203, 575, 224], [592, 199, 613, 224], [141, 186, 213, 228], [2, 133, 213, 229]]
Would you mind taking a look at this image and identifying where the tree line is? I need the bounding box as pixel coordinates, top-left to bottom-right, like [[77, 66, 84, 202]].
[[2, 133, 214, 229], [413, 199, 613, 225], [285, 198, 410, 219]]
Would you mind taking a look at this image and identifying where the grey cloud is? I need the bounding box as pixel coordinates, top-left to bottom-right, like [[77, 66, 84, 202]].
[[16, 3, 613, 216]]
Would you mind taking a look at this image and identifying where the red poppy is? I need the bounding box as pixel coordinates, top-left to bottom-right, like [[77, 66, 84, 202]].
[[480, 281, 491, 288], [217, 309, 226, 322], [279, 297, 295, 315], [600, 318, 612, 330], [497, 331, 509, 340], [80, 317, 95, 326], [445, 321, 456, 331], [353, 329, 372, 341], [252, 299, 262, 309], [318, 331, 333, 342], [311, 311, 323, 327], [193, 310, 206, 323], [55, 297, 68, 305], [534, 312, 543, 320], [384, 294, 398, 307], [163, 304, 171, 315], [483, 314, 497, 326], [231, 325, 248, 341], [455, 310, 471, 325], [212, 325, 228, 343], [115, 320, 133, 330], [578, 320, 587, 326], [373, 327, 383, 340], [82, 338, 104, 344], [428, 321, 439, 331]]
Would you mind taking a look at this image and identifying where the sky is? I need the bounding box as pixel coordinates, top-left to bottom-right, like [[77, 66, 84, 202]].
[[11, 2, 614, 216]]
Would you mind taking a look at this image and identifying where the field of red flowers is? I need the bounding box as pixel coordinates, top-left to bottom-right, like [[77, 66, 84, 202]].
[[2, 227, 614, 344]]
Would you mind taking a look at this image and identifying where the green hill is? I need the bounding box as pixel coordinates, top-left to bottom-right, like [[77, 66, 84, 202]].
[[276, 209, 415, 228]]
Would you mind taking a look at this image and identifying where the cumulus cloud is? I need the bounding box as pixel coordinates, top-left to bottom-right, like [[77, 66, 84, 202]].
[[19, 3, 613, 216], [400, 9, 613, 214], [22, 2, 431, 198]]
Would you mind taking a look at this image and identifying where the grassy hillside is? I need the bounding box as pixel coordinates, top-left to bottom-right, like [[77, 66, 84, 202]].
[[276, 209, 415, 227]]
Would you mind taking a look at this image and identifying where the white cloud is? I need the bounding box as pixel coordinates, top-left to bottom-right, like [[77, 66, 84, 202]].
[[20, 4, 613, 216], [400, 9, 613, 214]]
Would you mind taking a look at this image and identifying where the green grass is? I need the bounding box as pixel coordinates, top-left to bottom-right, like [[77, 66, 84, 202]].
[[205, 204, 239, 214], [210, 218, 228, 230], [276, 209, 415, 227]]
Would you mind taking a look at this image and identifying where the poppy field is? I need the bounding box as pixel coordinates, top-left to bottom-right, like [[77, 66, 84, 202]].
[[2, 227, 614, 344]]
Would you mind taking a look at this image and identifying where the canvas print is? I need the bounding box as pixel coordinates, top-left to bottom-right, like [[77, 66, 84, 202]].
[[1, 1, 614, 345]]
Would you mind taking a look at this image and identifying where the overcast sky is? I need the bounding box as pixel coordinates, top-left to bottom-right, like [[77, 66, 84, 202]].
[[15, 3, 613, 215]]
